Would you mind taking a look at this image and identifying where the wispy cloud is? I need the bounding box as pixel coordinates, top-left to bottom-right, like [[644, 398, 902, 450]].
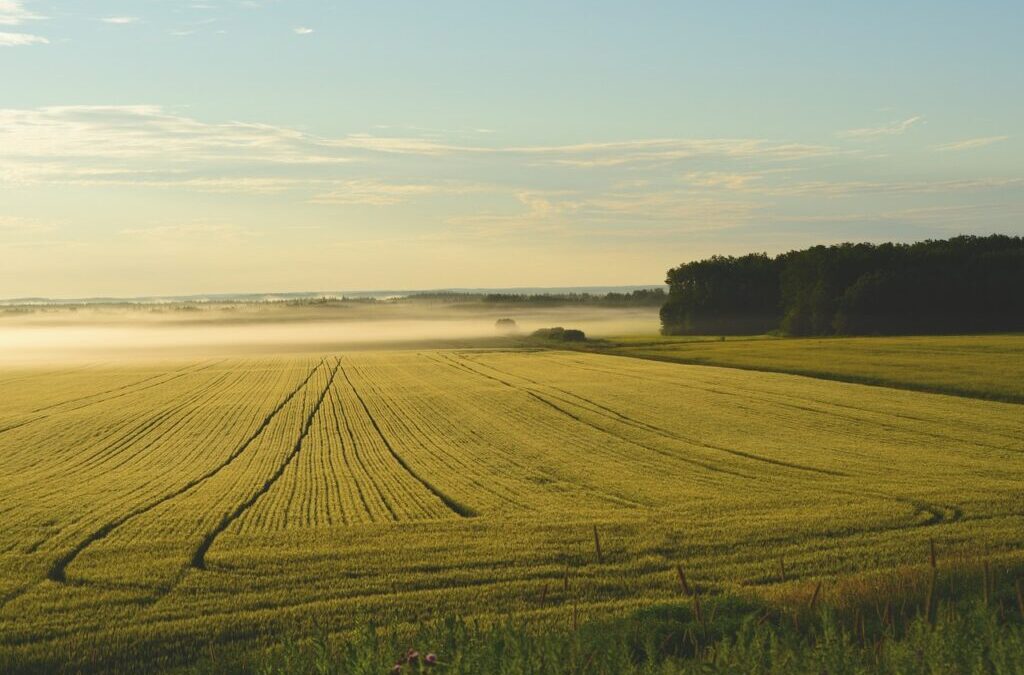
[[293, 26, 313, 35], [309, 180, 486, 205], [447, 189, 759, 241], [0, 30, 45, 45], [932, 136, 1009, 152], [838, 116, 923, 139], [509, 139, 836, 167], [102, 16, 139, 25], [0, 105, 841, 188], [0, 105, 354, 167], [0, 1, 43, 25], [3, 103, 1019, 249], [681, 171, 767, 190], [758, 177, 1023, 197]]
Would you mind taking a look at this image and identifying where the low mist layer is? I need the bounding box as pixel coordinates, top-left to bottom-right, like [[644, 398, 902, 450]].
[[0, 302, 659, 363]]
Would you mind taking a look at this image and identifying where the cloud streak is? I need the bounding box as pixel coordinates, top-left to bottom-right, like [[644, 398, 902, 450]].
[[932, 136, 1009, 152], [0, 0, 43, 25], [1, 104, 1020, 250], [838, 116, 923, 139], [0, 30, 45, 45], [0, 105, 840, 188]]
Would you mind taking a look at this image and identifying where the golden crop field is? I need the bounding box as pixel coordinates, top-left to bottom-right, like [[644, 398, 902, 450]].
[[1, 349, 1023, 671], [593, 334, 1024, 402]]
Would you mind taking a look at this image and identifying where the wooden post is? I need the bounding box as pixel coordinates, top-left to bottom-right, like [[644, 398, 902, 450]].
[[924, 569, 937, 627], [983, 560, 991, 607], [592, 525, 603, 564], [676, 564, 691, 596], [808, 581, 822, 612]]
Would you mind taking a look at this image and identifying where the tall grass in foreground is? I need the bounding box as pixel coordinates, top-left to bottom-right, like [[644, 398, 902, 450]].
[[192, 561, 1024, 675]]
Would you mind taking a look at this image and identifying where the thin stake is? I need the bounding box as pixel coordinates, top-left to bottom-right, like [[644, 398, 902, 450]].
[[592, 525, 603, 564], [1016, 578, 1024, 618], [808, 581, 822, 611], [929, 539, 937, 569], [539, 583, 548, 606], [983, 561, 991, 607], [924, 569, 937, 627], [676, 564, 692, 596], [779, 556, 787, 582]]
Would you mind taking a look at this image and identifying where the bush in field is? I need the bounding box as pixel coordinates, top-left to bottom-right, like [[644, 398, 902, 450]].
[[495, 318, 518, 334], [531, 327, 586, 342]]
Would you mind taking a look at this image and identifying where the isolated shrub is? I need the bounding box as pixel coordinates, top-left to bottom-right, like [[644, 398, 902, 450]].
[[531, 327, 586, 342], [495, 318, 518, 334]]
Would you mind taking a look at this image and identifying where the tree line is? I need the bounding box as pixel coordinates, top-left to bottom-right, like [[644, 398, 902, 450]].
[[660, 234, 1024, 336], [408, 289, 666, 307]]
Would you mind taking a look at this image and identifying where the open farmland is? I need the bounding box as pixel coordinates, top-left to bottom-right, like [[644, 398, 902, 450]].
[[590, 333, 1024, 402], [0, 349, 1023, 672]]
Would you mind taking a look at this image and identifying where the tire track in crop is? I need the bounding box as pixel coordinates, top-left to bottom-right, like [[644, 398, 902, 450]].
[[403, 353, 602, 511], [434, 354, 754, 480], [563, 356, 1020, 454], [46, 360, 325, 583], [327, 384, 394, 522], [338, 359, 476, 518], [29, 362, 208, 413], [345, 358, 526, 514], [0, 360, 224, 437], [27, 366, 238, 484], [458, 354, 847, 478], [0, 366, 240, 523], [0, 362, 97, 390], [0, 583, 34, 612], [190, 359, 340, 570]]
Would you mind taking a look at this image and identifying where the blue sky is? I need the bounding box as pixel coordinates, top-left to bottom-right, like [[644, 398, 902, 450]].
[[1, 1, 1022, 297]]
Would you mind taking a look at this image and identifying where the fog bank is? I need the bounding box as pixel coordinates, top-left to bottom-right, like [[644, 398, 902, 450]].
[[0, 304, 659, 363]]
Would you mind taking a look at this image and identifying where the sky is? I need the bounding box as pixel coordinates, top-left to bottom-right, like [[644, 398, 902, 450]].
[[1, 1, 1022, 298]]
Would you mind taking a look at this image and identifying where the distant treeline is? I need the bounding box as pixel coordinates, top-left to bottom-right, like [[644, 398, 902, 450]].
[[408, 289, 666, 307], [661, 235, 1024, 336]]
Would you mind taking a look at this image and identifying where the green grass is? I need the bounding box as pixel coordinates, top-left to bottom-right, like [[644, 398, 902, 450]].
[[0, 348, 1021, 672], [582, 334, 1024, 402], [187, 559, 1024, 674]]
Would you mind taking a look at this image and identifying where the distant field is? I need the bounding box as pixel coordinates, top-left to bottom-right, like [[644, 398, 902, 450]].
[[589, 334, 1024, 402], [1, 349, 1022, 671]]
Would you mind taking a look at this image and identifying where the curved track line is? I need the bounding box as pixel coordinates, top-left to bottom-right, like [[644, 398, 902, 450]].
[[190, 359, 340, 570], [338, 361, 476, 518], [29, 361, 212, 414], [0, 360, 224, 436], [460, 354, 847, 478], [47, 360, 325, 583], [435, 354, 754, 480]]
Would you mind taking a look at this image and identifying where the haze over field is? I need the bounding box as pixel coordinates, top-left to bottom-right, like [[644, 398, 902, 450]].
[[0, 302, 660, 362]]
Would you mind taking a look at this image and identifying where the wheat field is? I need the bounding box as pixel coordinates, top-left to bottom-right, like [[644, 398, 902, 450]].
[[1, 349, 1022, 671]]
